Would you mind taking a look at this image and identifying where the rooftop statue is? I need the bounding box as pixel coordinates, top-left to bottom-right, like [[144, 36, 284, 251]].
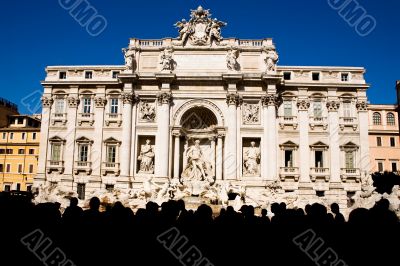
[[174, 6, 227, 47]]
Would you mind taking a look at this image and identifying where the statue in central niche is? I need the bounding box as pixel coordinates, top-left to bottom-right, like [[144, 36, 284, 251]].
[[181, 140, 215, 195]]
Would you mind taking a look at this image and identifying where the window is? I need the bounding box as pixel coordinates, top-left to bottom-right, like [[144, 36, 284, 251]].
[[107, 145, 116, 163], [315, 151, 324, 168], [312, 72, 320, 81], [6, 164, 11, 173], [0, 149, 4, 154], [6, 149, 13, 154], [283, 72, 291, 80], [283, 101, 292, 117], [22, 133, 26, 140], [32, 133, 37, 140], [387, 113, 396, 126], [29, 164, 34, 174], [2, 132, 6, 139], [55, 99, 65, 114], [77, 184, 86, 200], [112, 71, 119, 79], [392, 162, 398, 172], [29, 149, 35, 155], [51, 144, 61, 161], [343, 102, 352, 118], [377, 137, 382, 147], [85, 71, 93, 79], [18, 164, 23, 174], [82, 98, 92, 114], [4, 185, 10, 192], [372, 112, 381, 125], [341, 73, 349, 81], [345, 151, 354, 169], [17, 118, 23, 124], [377, 162, 383, 172], [110, 98, 119, 114], [10, 133, 14, 140], [59, 71, 67, 79], [284, 150, 293, 167], [106, 184, 114, 192], [0, 164, 3, 172], [313, 101, 322, 118], [79, 145, 89, 162], [316, 191, 325, 197], [18, 149, 25, 155], [390, 137, 396, 147], [27, 185, 32, 192]]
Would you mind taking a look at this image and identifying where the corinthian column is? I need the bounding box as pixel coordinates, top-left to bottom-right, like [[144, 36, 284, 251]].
[[120, 90, 135, 179], [36, 93, 53, 185], [155, 92, 172, 178], [262, 94, 278, 181], [297, 98, 311, 185], [356, 99, 370, 177], [225, 93, 240, 180], [327, 98, 341, 184]]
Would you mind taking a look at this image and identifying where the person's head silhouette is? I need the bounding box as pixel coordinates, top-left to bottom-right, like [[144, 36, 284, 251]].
[[89, 197, 100, 211]]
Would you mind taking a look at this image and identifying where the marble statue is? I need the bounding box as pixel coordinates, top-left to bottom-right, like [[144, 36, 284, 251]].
[[122, 48, 135, 70], [243, 103, 260, 124], [159, 46, 175, 71], [184, 140, 208, 181], [139, 101, 156, 122], [265, 49, 279, 72], [226, 49, 239, 71], [138, 139, 155, 174], [208, 18, 226, 46], [174, 19, 192, 45], [243, 141, 261, 176]]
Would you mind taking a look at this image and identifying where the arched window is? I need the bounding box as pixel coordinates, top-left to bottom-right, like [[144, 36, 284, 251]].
[[373, 112, 381, 125], [387, 112, 396, 126]]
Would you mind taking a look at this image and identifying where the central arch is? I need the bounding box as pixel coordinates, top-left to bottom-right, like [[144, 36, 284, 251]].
[[173, 99, 225, 128]]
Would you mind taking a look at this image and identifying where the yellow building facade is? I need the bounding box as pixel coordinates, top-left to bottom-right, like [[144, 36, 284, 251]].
[[368, 104, 400, 173], [0, 115, 41, 192]]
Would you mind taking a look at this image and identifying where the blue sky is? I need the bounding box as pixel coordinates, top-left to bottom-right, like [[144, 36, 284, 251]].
[[0, 0, 399, 114]]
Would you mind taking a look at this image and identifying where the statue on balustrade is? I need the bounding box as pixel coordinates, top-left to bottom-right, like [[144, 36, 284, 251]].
[[138, 139, 155, 174]]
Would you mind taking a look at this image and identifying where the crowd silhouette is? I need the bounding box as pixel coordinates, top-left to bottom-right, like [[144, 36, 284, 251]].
[[0, 192, 399, 266]]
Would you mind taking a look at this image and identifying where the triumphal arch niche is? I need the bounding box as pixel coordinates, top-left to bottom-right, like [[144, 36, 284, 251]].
[[173, 100, 226, 196]]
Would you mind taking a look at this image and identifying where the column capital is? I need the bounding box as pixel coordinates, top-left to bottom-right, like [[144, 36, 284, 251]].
[[41, 96, 53, 108], [156, 92, 173, 105], [122, 92, 139, 105], [326, 100, 340, 112], [356, 100, 368, 112], [261, 94, 279, 107], [94, 96, 107, 108], [297, 99, 310, 111], [226, 93, 242, 106], [172, 130, 181, 137], [67, 96, 80, 108]]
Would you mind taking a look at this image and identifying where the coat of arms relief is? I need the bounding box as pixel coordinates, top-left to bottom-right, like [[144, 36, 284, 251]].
[[173, 6, 227, 47]]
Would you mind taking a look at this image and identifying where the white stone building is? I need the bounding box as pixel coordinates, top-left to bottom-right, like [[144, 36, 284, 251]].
[[35, 7, 370, 208]]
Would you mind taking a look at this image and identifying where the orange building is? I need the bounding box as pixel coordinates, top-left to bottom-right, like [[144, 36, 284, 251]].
[[0, 115, 41, 192], [368, 104, 400, 173]]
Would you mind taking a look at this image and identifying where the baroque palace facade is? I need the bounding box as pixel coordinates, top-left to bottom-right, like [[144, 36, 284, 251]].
[[35, 7, 370, 206]]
